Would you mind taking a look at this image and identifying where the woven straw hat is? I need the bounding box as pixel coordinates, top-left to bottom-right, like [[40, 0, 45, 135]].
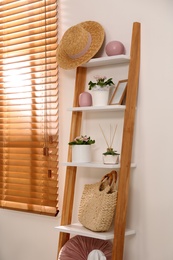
[[57, 21, 105, 69]]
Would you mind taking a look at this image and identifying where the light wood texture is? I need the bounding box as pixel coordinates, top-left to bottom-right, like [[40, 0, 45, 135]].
[[112, 22, 140, 260], [57, 67, 87, 254]]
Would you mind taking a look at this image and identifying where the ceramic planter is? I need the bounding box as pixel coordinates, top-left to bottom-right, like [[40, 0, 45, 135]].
[[72, 145, 91, 163], [91, 88, 110, 106], [103, 154, 119, 164]]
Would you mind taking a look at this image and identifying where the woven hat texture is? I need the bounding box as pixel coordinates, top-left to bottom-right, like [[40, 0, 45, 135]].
[[57, 21, 105, 69]]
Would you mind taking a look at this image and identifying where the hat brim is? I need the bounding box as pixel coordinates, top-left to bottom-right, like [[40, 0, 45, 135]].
[[57, 21, 105, 70]]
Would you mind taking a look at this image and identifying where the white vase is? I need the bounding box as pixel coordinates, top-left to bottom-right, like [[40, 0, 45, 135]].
[[72, 145, 91, 163], [103, 154, 119, 164], [91, 89, 110, 106]]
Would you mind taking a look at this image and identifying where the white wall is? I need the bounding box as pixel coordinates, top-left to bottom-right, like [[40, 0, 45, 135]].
[[1, 0, 173, 259], [59, 0, 173, 259]]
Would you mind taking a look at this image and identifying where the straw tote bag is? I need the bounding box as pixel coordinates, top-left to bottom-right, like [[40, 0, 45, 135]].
[[78, 170, 118, 232]]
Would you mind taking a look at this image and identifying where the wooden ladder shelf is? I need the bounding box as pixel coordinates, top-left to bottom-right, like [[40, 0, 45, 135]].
[[57, 22, 140, 260]]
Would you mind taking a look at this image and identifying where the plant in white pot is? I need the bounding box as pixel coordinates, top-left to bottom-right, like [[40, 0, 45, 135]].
[[69, 135, 95, 163], [103, 148, 119, 164], [99, 124, 120, 164], [88, 75, 114, 106]]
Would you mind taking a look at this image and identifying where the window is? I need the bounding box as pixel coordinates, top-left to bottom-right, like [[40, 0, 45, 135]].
[[0, 0, 59, 216]]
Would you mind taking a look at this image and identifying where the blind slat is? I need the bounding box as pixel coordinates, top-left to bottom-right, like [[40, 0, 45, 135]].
[[0, 201, 58, 216]]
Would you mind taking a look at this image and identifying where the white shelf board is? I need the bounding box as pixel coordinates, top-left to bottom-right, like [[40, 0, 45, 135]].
[[80, 55, 130, 68], [67, 105, 126, 112], [55, 223, 135, 240], [62, 162, 136, 169]]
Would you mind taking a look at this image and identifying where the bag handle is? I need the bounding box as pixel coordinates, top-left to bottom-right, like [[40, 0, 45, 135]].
[[101, 170, 117, 186], [99, 170, 118, 193]]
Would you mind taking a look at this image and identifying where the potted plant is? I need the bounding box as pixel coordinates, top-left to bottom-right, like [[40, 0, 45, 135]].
[[88, 76, 115, 106], [88, 75, 114, 90], [103, 148, 119, 164], [69, 135, 95, 163], [99, 124, 120, 164]]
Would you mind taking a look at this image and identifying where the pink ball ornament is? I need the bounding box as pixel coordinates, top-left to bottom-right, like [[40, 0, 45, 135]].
[[105, 41, 125, 56]]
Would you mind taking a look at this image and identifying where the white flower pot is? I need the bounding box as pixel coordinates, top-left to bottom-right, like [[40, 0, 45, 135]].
[[91, 89, 110, 106], [72, 145, 91, 163], [103, 154, 119, 164]]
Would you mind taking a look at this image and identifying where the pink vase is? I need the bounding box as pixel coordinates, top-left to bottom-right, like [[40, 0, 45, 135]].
[[79, 92, 92, 107]]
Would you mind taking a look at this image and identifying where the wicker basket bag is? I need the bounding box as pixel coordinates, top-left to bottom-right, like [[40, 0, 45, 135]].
[[78, 170, 118, 232]]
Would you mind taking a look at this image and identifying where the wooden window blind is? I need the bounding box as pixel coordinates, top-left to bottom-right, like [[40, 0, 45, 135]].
[[0, 0, 59, 216]]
